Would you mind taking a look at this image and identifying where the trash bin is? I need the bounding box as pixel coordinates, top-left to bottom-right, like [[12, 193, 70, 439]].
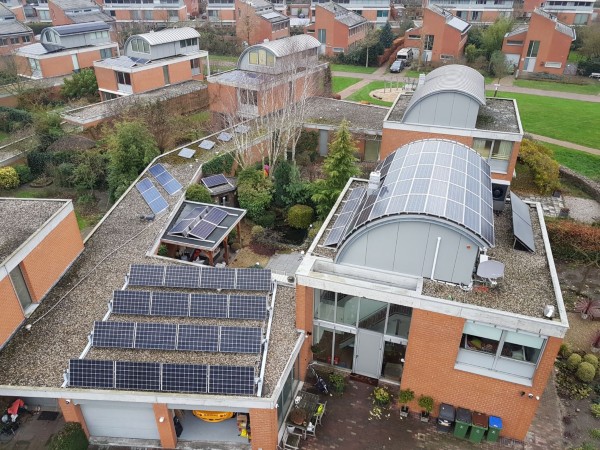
[[436, 403, 455, 432], [487, 416, 502, 442], [454, 408, 471, 439], [469, 411, 488, 443]]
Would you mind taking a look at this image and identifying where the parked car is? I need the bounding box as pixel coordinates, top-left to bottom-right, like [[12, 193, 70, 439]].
[[396, 48, 414, 67], [390, 60, 404, 73]]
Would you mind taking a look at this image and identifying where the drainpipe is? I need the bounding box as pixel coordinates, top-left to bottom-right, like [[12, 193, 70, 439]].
[[430, 236, 441, 280]]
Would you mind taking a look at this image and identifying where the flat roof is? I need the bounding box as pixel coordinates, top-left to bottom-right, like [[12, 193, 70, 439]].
[[0, 199, 66, 264], [304, 97, 388, 133], [94, 50, 208, 70]]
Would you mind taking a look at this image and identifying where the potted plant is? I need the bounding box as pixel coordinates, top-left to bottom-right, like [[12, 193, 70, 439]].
[[398, 389, 414, 418], [328, 372, 346, 394], [289, 407, 307, 426], [372, 386, 392, 407], [418, 395, 434, 422], [574, 298, 600, 320]]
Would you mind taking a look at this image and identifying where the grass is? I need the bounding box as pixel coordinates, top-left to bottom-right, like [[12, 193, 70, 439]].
[[513, 79, 600, 95], [406, 69, 493, 84], [332, 76, 362, 93], [0, 131, 8, 143], [487, 91, 600, 149], [568, 51, 584, 63], [187, 111, 211, 123], [546, 143, 600, 181], [330, 64, 378, 74], [346, 81, 393, 107], [209, 54, 239, 63]]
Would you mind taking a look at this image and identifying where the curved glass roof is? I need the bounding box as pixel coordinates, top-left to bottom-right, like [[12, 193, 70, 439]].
[[341, 139, 495, 247]]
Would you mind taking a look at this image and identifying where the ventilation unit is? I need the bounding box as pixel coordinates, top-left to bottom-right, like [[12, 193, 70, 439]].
[[492, 181, 510, 212]]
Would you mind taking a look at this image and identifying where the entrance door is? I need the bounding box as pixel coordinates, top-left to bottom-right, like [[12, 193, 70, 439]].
[[354, 329, 383, 378]]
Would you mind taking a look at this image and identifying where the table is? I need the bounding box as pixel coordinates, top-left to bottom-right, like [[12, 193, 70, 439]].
[[286, 391, 320, 438]]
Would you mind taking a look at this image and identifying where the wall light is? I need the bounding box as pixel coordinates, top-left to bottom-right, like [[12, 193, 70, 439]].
[[159, 417, 165, 423]]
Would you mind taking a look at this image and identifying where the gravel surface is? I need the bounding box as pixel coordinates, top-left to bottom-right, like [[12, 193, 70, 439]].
[[563, 195, 600, 224], [304, 98, 387, 132], [0, 199, 65, 262]]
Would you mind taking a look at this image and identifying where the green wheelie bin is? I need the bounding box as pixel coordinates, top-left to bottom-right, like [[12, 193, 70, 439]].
[[487, 416, 502, 442], [453, 408, 471, 439]]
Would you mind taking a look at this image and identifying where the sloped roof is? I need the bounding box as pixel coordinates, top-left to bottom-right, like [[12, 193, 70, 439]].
[[403, 64, 485, 122], [135, 27, 200, 46], [319, 2, 366, 28], [533, 8, 575, 39], [0, 7, 33, 36], [427, 4, 470, 32], [68, 11, 115, 23], [50, 0, 100, 9], [0, 3, 15, 18], [51, 21, 109, 36], [240, 34, 320, 61], [505, 24, 529, 38]]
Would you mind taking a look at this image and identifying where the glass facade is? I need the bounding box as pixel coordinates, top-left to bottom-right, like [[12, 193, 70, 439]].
[[276, 353, 301, 428]]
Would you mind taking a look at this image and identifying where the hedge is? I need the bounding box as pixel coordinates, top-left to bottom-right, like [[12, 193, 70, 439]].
[[0, 167, 20, 190], [546, 219, 600, 264], [201, 153, 234, 177]]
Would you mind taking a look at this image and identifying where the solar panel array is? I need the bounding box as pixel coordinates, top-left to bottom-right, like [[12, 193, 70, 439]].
[[128, 265, 272, 291], [149, 163, 183, 195], [112, 290, 268, 320], [69, 359, 256, 395], [510, 192, 535, 252], [324, 187, 366, 247], [135, 178, 168, 215], [202, 174, 229, 189], [188, 207, 229, 241], [92, 321, 262, 354], [168, 206, 207, 236], [178, 147, 196, 158], [217, 132, 232, 142], [199, 140, 215, 150]]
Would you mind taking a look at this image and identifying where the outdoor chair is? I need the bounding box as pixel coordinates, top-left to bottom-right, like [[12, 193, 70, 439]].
[[304, 421, 316, 438], [282, 427, 302, 450], [313, 401, 327, 426]]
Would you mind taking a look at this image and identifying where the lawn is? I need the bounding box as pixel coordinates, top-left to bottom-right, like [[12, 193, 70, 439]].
[[332, 76, 361, 93], [346, 81, 393, 107], [209, 55, 239, 63], [406, 69, 494, 84], [330, 64, 378, 74], [487, 91, 600, 149], [0, 131, 8, 143], [513, 79, 600, 96], [546, 143, 600, 181]]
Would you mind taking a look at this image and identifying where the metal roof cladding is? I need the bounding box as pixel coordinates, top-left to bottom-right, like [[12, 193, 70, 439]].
[[238, 34, 320, 62], [134, 27, 200, 46], [319, 2, 366, 27], [51, 21, 110, 36]]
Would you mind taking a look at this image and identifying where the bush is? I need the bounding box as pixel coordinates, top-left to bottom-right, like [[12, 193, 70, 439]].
[[567, 353, 583, 371], [372, 386, 391, 406], [61, 68, 98, 100], [591, 403, 600, 418], [560, 343, 573, 359], [157, 244, 168, 256], [307, 221, 322, 241], [418, 395, 434, 413], [237, 168, 273, 222], [186, 184, 212, 203], [584, 354, 599, 370], [0, 167, 20, 190], [0, 106, 32, 132], [518, 140, 560, 194], [253, 210, 276, 228], [328, 372, 346, 393], [577, 362, 596, 383], [27, 151, 52, 176], [13, 165, 33, 185], [287, 204, 314, 230], [201, 153, 234, 177], [547, 219, 600, 264], [295, 130, 319, 163], [55, 162, 76, 187], [47, 422, 88, 450], [251, 225, 265, 238]]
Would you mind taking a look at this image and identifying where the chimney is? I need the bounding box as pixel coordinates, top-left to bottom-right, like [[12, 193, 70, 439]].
[[367, 171, 381, 195]]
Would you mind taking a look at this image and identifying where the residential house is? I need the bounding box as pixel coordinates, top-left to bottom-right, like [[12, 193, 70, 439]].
[[207, 34, 325, 119], [523, 0, 593, 25], [502, 8, 575, 75], [308, 2, 369, 57], [48, 0, 114, 25], [14, 21, 118, 79], [0, 198, 83, 349], [0, 3, 33, 56], [428, 0, 514, 23], [93, 27, 208, 100], [311, 0, 390, 26], [206, 0, 236, 25], [402, 5, 470, 64], [235, 0, 290, 46], [95, 0, 188, 23]]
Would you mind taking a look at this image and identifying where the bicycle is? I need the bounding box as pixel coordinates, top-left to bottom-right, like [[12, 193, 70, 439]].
[[308, 364, 329, 395]]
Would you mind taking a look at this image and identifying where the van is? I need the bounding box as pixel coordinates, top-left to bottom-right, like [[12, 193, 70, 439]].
[[396, 48, 414, 66]]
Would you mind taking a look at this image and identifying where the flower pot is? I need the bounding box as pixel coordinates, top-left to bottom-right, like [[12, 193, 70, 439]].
[[420, 412, 430, 423], [400, 406, 409, 418], [581, 313, 589, 320]]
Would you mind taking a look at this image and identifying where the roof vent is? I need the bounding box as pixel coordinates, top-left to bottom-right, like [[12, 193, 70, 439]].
[[367, 170, 381, 194]]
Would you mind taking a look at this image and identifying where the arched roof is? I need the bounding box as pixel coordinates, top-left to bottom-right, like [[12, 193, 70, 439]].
[[402, 65, 485, 122], [127, 27, 199, 47], [340, 139, 495, 248], [237, 35, 320, 67]]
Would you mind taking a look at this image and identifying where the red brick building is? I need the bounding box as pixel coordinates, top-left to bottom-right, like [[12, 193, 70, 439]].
[[0, 3, 34, 56], [235, 0, 290, 46], [48, 0, 114, 26], [95, 0, 188, 23], [523, 0, 593, 25], [502, 8, 575, 76]]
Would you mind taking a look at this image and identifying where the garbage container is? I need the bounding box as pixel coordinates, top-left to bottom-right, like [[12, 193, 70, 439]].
[[454, 408, 471, 439], [487, 416, 502, 442], [436, 403, 455, 432], [469, 411, 488, 443]]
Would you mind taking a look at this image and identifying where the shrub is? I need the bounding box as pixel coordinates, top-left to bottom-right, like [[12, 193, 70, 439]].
[[372, 386, 391, 406], [253, 210, 276, 228], [307, 221, 322, 241], [47, 422, 88, 450], [13, 165, 33, 185], [0, 167, 20, 190], [251, 225, 264, 238], [560, 343, 573, 359], [287, 204, 314, 230], [584, 354, 599, 370], [591, 403, 600, 418], [27, 151, 51, 176], [398, 389, 415, 405], [201, 153, 234, 177], [518, 139, 560, 194], [231, 243, 241, 251], [157, 244, 168, 257], [418, 395, 434, 413], [237, 168, 273, 222], [567, 353, 583, 371], [547, 219, 600, 264], [61, 68, 98, 100], [55, 162, 76, 187], [328, 372, 346, 393], [577, 362, 596, 383], [186, 184, 212, 203], [590, 428, 600, 439]]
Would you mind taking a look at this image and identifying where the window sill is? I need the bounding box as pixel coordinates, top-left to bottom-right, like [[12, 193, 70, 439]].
[[454, 362, 533, 386]]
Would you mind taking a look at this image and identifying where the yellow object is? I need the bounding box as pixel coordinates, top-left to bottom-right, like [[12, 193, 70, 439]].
[[192, 410, 234, 422], [240, 429, 247, 437]]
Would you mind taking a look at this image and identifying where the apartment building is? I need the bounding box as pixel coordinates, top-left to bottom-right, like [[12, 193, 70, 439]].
[[503, 8, 575, 75], [0, 3, 33, 56], [308, 2, 369, 56], [524, 0, 594, 24], [95, 0, 188, 23], [14, 21, 117, 79], [48, 0, 114, 25], [428, 0, 514, 23], [94, 27, 208, 99], [235, 0, 290, 46]]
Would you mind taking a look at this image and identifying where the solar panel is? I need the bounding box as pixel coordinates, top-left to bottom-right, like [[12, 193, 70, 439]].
[[149, 164, 166, 177], [177, 325, 219, 352], [201, 267, 235, 290], [150, 164, 183, 196], [190, 293, 228, 318], [199, 140, 215, 150], [218, 132, 232, 142], [162, 363, 207, 393], [324, 187, 366, 246], [164, 265, 200, 289], [115, 361, 160, 391], [129, 265, 165, 287], [204, 207, 228, 225], [510, 192, 535, 252], [219, 326, 262, 353], [208, 365, 255, 395], [111, 290, 151, 315], [202, 174, 229, 189], [150, 292, 189, 317], [92, 321, 135, 348], [235, 269, 271, 291], [188, 220, 216, 240], [135, 323, 177, 350], [136, 179, 168, 215], [69, 359, 115, 389], [229, 295, 267, 320], [234, 125, 250, 134], [178, 147, 196, 158], [135, 178, 153, 193], [168, 206, 207, 235]]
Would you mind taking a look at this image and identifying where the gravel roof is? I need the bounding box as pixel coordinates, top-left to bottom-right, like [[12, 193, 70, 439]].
[[0, 199, 65, 264], [304, 97, 388, 133]]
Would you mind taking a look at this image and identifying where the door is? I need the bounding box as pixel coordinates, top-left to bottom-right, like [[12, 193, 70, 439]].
[[80, 401, 160, 439], [354, 329, 383, 378], [71, 54, 79, 72]]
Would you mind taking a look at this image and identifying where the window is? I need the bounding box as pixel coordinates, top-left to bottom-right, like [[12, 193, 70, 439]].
[[91, 30, 109, 39], [408, 34, 419, 40], [10, 37, 19, 44], [526, 40, 539, 58], [168, 9, 178, 19], [0, 38, 7, 47], [39, 10, 50, 20], [506, 39, 523, 46], [28, 58, 41, 73], [440, 54, 454, 61], [473, 139, 512, 173], [100, 48, 112, 59], [238, 88, 257, 106], [376, 10, 388, 17], [333, 47, 344, 53], [190, 58, 200, 75], [131, 38, 150, 53], [180, 38, 197, 48], [131, 10, 140, 19], [545, 62, 562, 68], [116, 71, 131, 85], [317, 28, 326, 44], [45, 31, 54, 43], [364, 138, 380, 161], [9, 266, 32, 311], [109, 10, 116, 16], [470, 11, 481, 21], [23, 35, 31, 43], [574, 13, 588, 24], [143, 10, 152, 19], [423, 34, 434, 51], [247, 49, 274, 67]]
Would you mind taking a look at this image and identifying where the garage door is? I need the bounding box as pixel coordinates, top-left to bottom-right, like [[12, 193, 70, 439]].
[[80, 402, 160, 440]]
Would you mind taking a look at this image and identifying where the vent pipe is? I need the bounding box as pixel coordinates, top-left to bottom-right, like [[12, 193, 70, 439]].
[[367, 170, 381, 195]]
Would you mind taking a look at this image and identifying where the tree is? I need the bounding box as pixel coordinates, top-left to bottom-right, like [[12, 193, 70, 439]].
[[579, 24, 600, 59], [379, 22, 395, 49], [71, 151, 107, 197], [186, 184, 212, 203], [311, 120, 361, 218], [489, 50, 511, 81], [237, 168, 273, 222], [61, 69, 99, 100], [273, 160, 311, 208], [34, 112, 64, 151], [106, 121, 160, 201], [480, 19, 514, 59]]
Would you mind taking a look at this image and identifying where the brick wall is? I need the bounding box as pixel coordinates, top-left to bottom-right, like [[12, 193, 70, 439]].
[[0, 277, 25, 348], [296, 285, 313, 381], [20, 210, 83, 302], [58, 399, 90, 437], [249, 407, 278, 450]]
